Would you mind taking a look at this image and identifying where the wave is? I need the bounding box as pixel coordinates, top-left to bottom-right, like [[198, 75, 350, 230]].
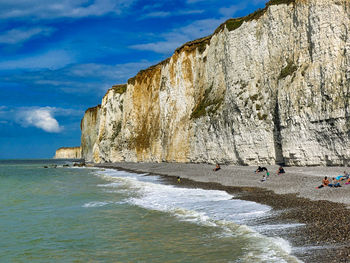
[[93, 168, 303, 262]]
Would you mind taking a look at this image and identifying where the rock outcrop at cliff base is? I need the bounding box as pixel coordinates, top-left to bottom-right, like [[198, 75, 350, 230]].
[[54, 147, 82, 159], [79, 0, 350, 166]]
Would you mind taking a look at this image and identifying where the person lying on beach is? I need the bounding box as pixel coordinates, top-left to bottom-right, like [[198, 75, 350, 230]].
[[338, 171, 350, 181], [336, 174, 347, 182], [277, 166, 285, 175], [317, 176, 330, 188], [255, 166, 268, 173], [213, 164, 221, 171]]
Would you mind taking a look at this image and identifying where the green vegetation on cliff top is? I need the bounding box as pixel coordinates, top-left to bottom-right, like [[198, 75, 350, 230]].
[[127, 0, 297, 85]]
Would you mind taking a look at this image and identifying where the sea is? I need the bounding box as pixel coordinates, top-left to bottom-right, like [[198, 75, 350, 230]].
[[0, 159, 303, 262]]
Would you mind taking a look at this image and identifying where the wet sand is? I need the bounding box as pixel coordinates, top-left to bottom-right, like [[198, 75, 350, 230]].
[[94, 162, 350, 262]]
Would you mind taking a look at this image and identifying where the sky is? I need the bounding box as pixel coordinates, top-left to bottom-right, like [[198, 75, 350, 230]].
[[0, 0, 269, 159]]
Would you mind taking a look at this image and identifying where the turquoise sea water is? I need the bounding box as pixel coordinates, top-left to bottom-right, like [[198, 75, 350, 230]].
[[0, 160, 302, 262]]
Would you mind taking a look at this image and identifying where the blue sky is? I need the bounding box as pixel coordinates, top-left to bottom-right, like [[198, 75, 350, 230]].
[[0, 0, 268, 159]]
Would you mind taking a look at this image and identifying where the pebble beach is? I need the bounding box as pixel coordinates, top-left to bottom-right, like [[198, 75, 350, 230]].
[[95, 162, 350, 262]]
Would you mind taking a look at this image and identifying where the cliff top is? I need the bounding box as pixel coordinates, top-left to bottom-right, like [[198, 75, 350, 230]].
[[84, 105, 101, 114], [126, 0, 296, 86], [56, 146, 81, 151]]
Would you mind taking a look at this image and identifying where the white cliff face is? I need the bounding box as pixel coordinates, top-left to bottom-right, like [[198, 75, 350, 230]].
[[81, 0, 350, 166], [81, 105, 101, 162], [54, 147, 81, 159]]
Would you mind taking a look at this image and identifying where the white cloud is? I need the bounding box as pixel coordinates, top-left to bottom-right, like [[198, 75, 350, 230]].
[[219, 4, 246, 18], [67, 61, 154, 79], [144, 11, 171, 18], [130, 18, 222, 54], [0, 60, 154, 95], [0, 49, 74, 70], [130, 41, 184, 54], [0, 26, 54, 44], [0, 0, 135, 20], [16, 107, 61, 133], [140, 9, 204, 19]]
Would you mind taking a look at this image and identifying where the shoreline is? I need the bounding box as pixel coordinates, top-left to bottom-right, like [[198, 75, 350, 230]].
[[94, 162, 350, 262]]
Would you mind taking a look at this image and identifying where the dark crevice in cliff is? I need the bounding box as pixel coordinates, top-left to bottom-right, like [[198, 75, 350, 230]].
[[306, 5, 315, 62], [273, 96, 284, 165], [232, 133, 246, 165]]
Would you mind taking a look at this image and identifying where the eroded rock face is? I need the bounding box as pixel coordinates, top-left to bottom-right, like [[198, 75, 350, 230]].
[[54, 147, 81, 159], [81, 0, 350, 166], [81, 105, 101, 162]]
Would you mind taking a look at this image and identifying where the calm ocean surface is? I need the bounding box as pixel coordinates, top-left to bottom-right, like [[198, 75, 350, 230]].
[[0, 160, 302, 262]]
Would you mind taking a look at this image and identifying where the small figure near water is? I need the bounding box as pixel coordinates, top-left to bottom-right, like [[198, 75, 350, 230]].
[[277, 166, 285, 175], [255, 166, 268, 173], [177, 176, 181, 183], [261, 170, 269, 182], [213, 163, 221, 172]]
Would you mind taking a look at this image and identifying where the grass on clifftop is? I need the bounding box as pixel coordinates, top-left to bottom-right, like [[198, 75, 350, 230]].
[[215, 0, 296, 33], [112, 84, 127, 94]]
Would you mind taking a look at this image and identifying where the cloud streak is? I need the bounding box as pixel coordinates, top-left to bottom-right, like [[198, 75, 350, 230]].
[[0, 60, 154, 95], [130, 18, 222, 54], [0, 49, 74, 70], [0, 26, 55, 45], [0, 0, 136, 20]]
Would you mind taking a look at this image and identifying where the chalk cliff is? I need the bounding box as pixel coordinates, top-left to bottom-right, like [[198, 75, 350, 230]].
[[80, 0, 350, 166], [54, 147, 82, 159]]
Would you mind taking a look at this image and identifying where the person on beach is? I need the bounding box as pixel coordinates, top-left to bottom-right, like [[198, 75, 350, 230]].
[[331, 178, 341, 187], [177, 176, 181, 183], [277, 166, 285, 175], [338, 171, 350, 181], [336, 173, 346, 182], [255, 166, 268, 173], [317, 176, 330, 188], [345, 176, 350, 185], [213, 163, 221, 171], [261, 174, 267, 182]]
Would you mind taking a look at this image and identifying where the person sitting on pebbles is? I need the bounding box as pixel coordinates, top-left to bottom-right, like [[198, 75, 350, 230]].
[[317, 176, 330, 189], [332, 178, 341, 187], [330, 177, 341, 188], [213, 163, 221, 172], [261, 170, 269, 182], [255, 166, 268, 173], [277, 166, 285, 175]]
